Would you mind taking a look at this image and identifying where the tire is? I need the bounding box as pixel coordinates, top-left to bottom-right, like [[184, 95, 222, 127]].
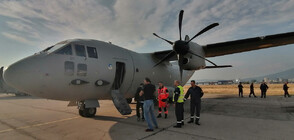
[[126, 98, 132, 104], [79, 109, 85, 117], [84, 108, 96, 117]]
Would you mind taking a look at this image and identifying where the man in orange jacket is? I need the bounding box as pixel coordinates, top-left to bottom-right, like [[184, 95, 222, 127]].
[[157, 81, 169, 119]]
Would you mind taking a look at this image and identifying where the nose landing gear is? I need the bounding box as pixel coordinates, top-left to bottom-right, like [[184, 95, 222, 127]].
[[79, 107, 96, 117], [77, 100, 99, 117]]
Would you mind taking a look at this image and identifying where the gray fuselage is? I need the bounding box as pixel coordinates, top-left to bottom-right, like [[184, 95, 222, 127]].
[[4, 39, 198, 101]]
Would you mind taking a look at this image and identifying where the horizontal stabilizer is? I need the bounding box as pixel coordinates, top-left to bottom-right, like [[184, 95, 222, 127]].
[[205, 65, 232, 69]]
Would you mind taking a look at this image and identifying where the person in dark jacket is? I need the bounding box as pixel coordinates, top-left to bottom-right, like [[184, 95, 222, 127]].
[[260, 82, 269, 98], [283, 82, 291, 98], [249, 83, 257, 98], [184, 80, 204, 125], [238, 82, 244, 97], [135, 83, 144, 121], [140, 78, 158, 132]]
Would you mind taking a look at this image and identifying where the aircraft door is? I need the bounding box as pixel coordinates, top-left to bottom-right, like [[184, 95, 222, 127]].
[[112, 62, 125, 90], [110, 61, 132, 115]]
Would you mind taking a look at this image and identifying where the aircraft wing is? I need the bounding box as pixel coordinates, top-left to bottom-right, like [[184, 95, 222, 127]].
[[152, 50, 178, 61], [203, 32, 294, 57]]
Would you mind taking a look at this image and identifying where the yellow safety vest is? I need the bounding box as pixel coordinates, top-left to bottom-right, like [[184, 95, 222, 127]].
[[173, 85, 184, 103]]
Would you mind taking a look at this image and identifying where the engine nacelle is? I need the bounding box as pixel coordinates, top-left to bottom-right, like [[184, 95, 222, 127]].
[[181, 42, 206, 70]]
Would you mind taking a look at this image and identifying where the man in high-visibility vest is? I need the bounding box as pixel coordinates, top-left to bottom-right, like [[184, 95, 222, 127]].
[[157, 82, 169, 118], [173, 80, 184, 128]]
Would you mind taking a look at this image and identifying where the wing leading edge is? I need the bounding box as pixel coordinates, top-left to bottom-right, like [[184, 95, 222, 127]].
[[203, 32, 294, 57]]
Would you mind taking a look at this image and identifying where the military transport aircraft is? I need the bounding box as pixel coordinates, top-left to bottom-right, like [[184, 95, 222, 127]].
[[3, 10, 294, 117]]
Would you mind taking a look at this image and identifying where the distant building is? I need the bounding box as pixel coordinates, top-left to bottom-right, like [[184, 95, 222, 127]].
[[263, 77, 270, 83], [217, 80, 234, 85]]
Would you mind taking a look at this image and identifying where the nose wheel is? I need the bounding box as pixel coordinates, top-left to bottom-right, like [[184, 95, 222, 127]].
[[78, 101, 97, 117], [79, 108, 96, 117]]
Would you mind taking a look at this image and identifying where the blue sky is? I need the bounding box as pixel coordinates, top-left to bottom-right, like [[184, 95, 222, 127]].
[[0, 0, 294, 80]]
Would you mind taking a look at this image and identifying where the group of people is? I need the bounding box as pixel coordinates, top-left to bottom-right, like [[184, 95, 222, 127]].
[[135, 78, 203, 132], [134, 78, 292, 132], [238, 82, 291, 98]]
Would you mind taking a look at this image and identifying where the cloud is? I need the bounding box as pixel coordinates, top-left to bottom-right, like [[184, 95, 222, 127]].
[[0, 0, 293, 49], [2, 32, 35, 45]]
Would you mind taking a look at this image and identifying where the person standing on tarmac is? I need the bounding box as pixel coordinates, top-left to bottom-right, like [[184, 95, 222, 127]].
[[249, 83, 257, 98], [283, 82, 291, 98], [173, 80, 185, 128], [135, 83, 145, 121], [238, 82, 244, 97], [184, 80, 204, 125], [260, 82, 269, 98], [157, 82, 169, 119], [140, 78, 158, 132]]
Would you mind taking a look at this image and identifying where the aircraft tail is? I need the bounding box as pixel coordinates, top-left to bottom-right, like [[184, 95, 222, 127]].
[[0, 67, 5, 92]]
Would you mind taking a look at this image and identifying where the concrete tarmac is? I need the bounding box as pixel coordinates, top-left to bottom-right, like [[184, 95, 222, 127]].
[[0, 94, 293, 140]]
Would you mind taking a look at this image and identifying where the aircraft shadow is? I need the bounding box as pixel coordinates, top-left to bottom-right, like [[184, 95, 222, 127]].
[[92, 115, 125, 122], [0, 94, 40, 100]]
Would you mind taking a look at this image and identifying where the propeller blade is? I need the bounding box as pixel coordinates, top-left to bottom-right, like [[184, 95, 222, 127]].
[[179, 10, 184, 40], [153, 33, 173, 45], [153, 51, 176, 67], [178, 54, 184, 83], [187, 23, 219, 43], [188, 51, 217, 66]]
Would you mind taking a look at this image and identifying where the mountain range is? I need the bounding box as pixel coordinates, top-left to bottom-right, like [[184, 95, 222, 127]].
[[243, 67, 294, 82], [195, 67, 294, 82]]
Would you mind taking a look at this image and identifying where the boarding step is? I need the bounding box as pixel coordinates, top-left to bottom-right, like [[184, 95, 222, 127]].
[[111, 90, 132, 115]]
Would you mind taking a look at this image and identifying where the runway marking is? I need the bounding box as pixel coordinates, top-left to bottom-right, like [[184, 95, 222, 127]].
[[0, 116, 80, 134]]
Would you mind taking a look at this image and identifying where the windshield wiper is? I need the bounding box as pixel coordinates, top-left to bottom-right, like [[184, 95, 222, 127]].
[[42, 46, 54, 52]]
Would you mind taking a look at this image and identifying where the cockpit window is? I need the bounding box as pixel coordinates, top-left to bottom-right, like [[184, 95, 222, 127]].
[[55, 44, 72, 55], [43, 42, 67, 53], [75, 44, 86, 57], [87, 46, 98, 58]]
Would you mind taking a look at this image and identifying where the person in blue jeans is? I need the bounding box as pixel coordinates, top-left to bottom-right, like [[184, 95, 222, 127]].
[[140, 77, 158, 132]]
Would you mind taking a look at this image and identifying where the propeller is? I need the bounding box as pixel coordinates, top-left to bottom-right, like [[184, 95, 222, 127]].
[[153, 10, 219, 83]]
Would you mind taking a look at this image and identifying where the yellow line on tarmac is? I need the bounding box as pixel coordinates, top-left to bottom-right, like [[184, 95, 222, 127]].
[[0, 129, 13, 133], [0, 116, 80, 134]]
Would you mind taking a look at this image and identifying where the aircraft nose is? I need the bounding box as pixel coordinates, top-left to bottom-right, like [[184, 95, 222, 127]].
[[4, 60, 27, 89], [3, 55, 40, 92], [4, 64, 17, 87]]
